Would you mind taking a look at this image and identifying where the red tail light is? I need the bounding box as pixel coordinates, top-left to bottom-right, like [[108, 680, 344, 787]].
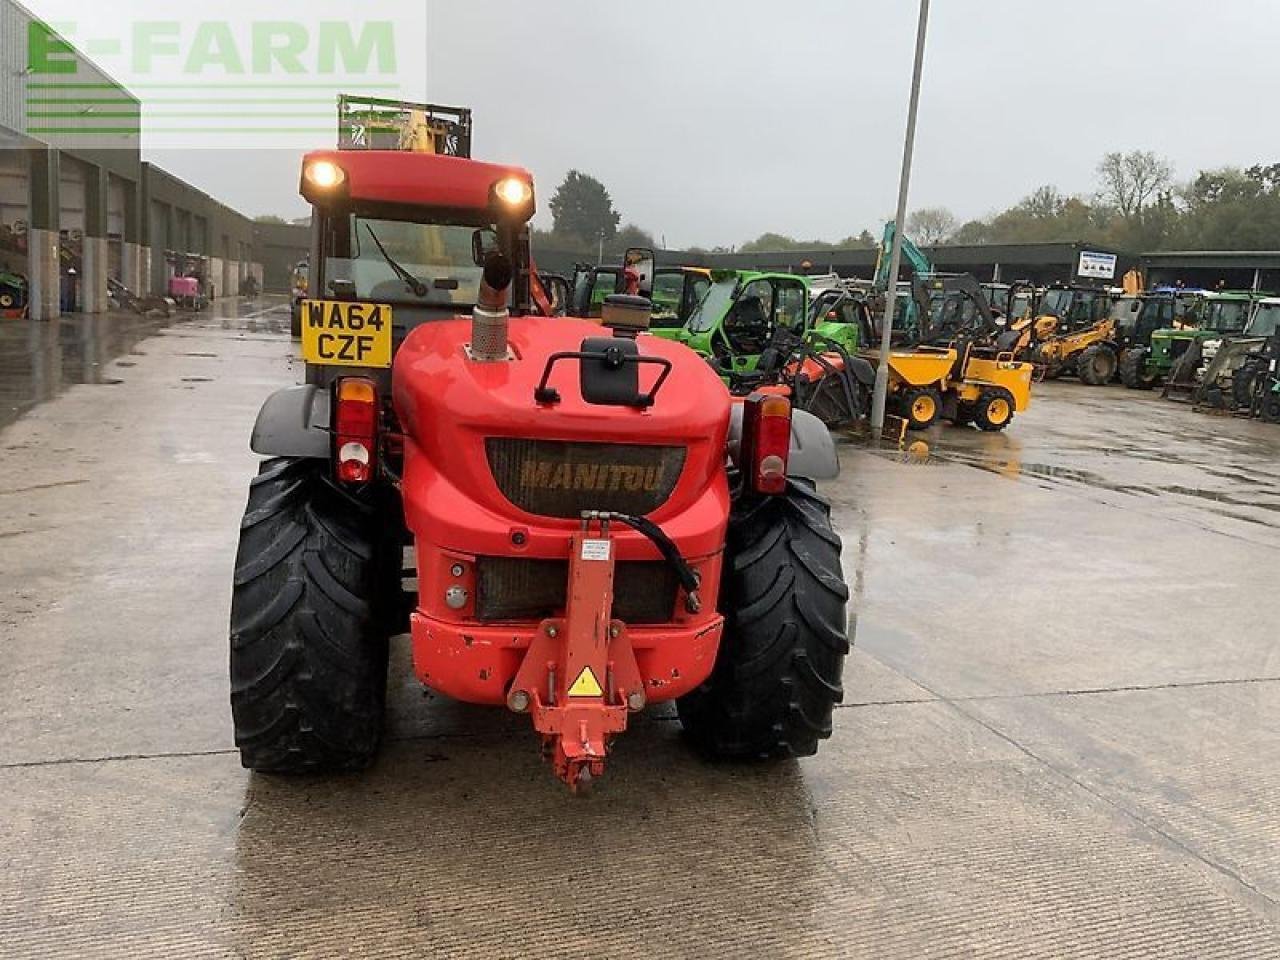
[[742, 392, 791, 495], [334, 377, 378, 484]]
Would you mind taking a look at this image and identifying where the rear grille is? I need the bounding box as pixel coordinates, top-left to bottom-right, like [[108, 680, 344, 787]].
[[486, 438, 685, 519], [475, 557, 678, 624]]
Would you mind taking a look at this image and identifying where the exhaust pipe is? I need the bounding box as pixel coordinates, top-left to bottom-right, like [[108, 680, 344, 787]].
[[470, 253, 515, 362]]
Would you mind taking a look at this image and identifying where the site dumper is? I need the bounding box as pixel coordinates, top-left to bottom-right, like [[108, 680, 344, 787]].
[[228, 103, 849, 791]]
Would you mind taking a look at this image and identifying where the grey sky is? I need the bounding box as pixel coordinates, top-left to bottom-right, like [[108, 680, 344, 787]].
[[29, 0, 1280, 247]]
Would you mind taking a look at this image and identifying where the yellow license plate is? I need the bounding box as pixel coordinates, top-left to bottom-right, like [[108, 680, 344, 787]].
[[300, 299, 393, 368]]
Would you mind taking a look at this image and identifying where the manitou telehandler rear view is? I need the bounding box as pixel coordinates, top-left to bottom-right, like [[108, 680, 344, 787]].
[[229, 98, 850, 790]]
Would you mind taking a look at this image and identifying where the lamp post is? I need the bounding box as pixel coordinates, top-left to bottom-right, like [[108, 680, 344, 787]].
[[870, 0, 932, 439]]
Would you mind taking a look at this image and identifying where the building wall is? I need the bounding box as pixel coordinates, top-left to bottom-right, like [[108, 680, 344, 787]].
[[1, 0, 141, 157], [254, 221, 310, 292]]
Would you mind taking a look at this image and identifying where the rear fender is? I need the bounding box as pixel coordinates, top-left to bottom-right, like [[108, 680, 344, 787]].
[[727, 405, 838, 481], [249, 385, 330, 458]]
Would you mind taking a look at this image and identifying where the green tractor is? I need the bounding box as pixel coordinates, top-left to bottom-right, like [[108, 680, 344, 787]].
[[1191, 297, 1280, 409], [653, 269, 860, 375], [1123, 290, 1258, 390], [0, 270, 28, 314]]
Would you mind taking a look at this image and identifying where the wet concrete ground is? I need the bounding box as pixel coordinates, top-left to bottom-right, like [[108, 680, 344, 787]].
[[2, 299, 1278, 958]]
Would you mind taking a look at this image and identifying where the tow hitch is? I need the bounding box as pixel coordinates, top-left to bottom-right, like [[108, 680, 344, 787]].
[[507, 512, 649, 791]]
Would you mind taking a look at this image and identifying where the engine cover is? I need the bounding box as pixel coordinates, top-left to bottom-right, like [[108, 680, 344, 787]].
[[392, 316, 732, 556]]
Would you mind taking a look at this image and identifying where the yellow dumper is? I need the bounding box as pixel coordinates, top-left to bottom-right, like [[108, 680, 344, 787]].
[[863, 343, 1034, 431]]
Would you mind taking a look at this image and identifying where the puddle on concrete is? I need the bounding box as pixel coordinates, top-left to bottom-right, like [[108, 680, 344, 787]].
[[0, 312, 183, 430], [0, 298, 289, 432], [934, 449, 1158, 497]]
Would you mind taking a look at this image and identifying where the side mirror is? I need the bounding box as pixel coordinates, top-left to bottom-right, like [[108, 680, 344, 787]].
[[472, 228, 500, 267], [624, 247, 655, 299]]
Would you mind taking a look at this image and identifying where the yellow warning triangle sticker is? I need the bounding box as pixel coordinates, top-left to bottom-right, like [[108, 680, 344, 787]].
[[567, 666, 604, 698]]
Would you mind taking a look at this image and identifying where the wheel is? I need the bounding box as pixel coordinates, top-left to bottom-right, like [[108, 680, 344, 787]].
[[972, 387, 1015, 431], [898, 386, 941, 430], [229, 457, 399, 773], [677, 478, 849, 759], [290, 300, 302, 338], [1233, 365, 1262, 411], [0, 292, 14, 308], [1262, 391, 1280, 423], [1077, 344, 1118, 385], [1119, 346, 1157, 390]]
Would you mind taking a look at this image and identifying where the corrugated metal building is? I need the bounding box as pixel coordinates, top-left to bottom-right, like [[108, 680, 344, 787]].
[[0, 0, 290, 318]]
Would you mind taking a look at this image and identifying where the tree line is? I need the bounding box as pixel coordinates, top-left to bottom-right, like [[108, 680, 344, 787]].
[[535, 154, 1280, 257]]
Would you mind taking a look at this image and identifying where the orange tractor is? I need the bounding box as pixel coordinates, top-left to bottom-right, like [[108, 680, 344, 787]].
[[229, 100, 850, 790]]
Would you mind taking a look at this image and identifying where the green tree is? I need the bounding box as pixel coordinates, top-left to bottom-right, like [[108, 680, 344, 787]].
[[739, 232, 801, 252], [615, 223, 655, 250], [906, 206, 957, 245], [548, 170, 621, 246]]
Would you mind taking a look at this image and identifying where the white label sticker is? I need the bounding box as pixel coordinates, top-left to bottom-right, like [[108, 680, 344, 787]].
[[580, 539, 611, 562]]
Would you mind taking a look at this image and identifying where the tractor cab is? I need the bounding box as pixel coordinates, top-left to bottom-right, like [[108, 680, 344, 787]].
[[569, 262, 709, 328], [298, 149, 537, 391], [809, 285, 874, 348], [665, 270, 811, 370], [1033, 284, 1113, 339], [980, 282, 1036, 323], [912, 274, 1001, 346], [1197, 291, 1256, 335], [1113, 291, 1191, 348]]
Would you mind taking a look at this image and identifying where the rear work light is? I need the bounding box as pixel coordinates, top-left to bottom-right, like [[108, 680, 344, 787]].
[[333, 377, 378, 484], [741, 392, 792, 495]]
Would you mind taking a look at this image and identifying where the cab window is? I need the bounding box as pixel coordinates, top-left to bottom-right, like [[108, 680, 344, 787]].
[[651, 272, 687, 327], [775, 283, 807, 334]]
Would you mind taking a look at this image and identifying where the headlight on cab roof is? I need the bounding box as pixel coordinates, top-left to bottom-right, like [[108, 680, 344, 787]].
[[494, 176, 533, 207], [304, 160, 346, 190]]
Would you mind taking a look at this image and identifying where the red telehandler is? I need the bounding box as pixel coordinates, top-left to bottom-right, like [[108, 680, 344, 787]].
[[229, 98, 849, 790]]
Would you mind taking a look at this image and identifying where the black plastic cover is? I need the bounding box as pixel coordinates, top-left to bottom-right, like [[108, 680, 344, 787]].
[[579, 336, 640, 406]]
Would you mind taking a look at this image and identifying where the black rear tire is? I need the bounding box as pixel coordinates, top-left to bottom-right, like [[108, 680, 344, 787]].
[[1233, 365, 1262, 411], [972, 387, 1016, 432], [1120, 346, 1157, 389], [1262, 390, 1280, 423], [290, 300, 302, 338], [1077, 344, 1118, 385], [229, 457, 396, 773], [677, 479, 849, 759]]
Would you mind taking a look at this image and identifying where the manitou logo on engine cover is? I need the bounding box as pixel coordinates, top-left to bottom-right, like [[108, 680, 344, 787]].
[[486, 439, 686, 519], [518, 461, 664, 493]]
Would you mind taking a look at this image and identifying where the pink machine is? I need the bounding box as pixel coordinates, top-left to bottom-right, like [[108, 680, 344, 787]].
[[168, 276, 200, 299]]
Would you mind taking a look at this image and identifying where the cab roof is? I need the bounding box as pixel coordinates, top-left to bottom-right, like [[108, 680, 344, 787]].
[[300, 149, 533, 215]]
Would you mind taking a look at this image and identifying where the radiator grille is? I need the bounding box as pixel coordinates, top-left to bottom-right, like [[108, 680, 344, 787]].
[[486, 438, 685, 519], [475, 557, 678, 624]]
